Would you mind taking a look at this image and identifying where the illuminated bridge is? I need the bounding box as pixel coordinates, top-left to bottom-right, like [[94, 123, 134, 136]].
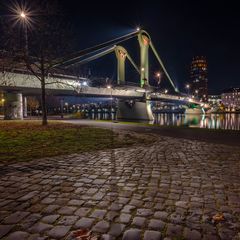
[[0, 29, 206, 120]]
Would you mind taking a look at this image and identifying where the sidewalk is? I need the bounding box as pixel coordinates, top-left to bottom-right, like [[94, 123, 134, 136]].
[[0, 136, 240, 239]]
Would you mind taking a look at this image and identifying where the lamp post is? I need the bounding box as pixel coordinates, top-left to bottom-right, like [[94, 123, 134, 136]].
[[60, 98, 64, 118], [186, 84, 190, 96], [65, 102, 69, 114], [156, 72, 161, 86], [195, 90, 199, 99], [107, 85, 113, 120], [19, 11, 28, 56]]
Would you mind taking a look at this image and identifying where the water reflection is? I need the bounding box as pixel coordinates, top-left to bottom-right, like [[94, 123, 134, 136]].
[[86, 111, 240, 130], [153, 113, 240, 130]]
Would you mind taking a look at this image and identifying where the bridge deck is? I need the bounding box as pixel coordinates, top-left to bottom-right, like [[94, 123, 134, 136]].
[[0, 71, 203, 105]]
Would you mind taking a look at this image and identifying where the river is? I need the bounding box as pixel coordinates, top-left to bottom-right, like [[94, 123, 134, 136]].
[[153, 113, 240, 130], [87, 112, 240, 130]]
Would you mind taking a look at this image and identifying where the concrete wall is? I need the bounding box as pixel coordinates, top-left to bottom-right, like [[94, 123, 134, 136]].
[[117, 100, 154, 121]]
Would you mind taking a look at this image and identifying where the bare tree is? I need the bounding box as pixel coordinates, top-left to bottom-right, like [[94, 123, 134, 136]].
[[1, 0, 75, 125]]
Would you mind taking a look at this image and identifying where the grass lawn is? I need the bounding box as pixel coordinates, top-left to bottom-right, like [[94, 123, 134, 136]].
[[0, 121, 146, 162]]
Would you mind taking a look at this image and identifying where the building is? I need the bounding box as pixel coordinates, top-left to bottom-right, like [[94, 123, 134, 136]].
[[221, 88, 240, 110], [190, 56, 208, 102], [208, 95, 222, 106]]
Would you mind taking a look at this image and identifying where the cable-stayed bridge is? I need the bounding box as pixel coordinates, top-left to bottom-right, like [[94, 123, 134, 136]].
[[0, 29, 207, 120]]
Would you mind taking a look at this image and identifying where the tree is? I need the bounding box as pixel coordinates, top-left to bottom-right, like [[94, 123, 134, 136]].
[[1, 0, 75, 125]]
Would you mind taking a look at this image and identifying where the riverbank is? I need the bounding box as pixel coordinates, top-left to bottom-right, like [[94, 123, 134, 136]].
[[0, 121, 149, 162], [65, 119, 240, 147]]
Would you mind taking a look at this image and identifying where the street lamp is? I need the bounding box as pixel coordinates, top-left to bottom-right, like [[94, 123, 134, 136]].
[[19, 11, 28, 56], [185, 84, 190, 95], [107, 85, 113, 120], [65, 102, 69, 114], [156, 72, 161, 86], [195, 90, 199, 99], [20, 12, 26, 18], [164, 89, 168, 94]]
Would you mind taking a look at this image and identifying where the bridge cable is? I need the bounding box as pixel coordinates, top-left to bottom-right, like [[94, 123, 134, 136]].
[[62, 46, 116, 68], [61, 45, 141, 81], [51, 30, 139, 68], [57, 33, 134, 68], [150, 42, 179, 93], [126, 54, 140, 74]]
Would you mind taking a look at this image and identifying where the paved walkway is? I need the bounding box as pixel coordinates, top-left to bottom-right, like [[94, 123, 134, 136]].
[[0, 136, 240, 240]]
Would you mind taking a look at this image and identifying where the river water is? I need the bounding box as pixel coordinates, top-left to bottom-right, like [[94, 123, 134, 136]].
[[87, 112, 240, 130], [153, 113, 240, 130]]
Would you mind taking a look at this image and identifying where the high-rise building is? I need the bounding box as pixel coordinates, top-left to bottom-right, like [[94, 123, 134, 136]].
[[190, 56, 208, 102]]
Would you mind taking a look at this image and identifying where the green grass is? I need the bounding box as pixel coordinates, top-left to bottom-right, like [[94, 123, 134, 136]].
[[0, 121, 146, 162]]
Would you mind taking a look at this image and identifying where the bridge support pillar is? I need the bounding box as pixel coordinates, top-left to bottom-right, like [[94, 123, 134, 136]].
[[138, 31, 150, 87], [4, 92, 23, 120], [23, 96, 28, 118], [115, 46, 127, 85], [117, 99, 154, 121]]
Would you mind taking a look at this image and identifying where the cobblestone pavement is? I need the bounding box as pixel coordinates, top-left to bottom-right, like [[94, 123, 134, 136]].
[[0, 136, 240, 240]]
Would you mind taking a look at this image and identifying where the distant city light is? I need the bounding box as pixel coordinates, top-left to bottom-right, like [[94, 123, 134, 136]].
[[164, 89, 168, 94], [107, 85, 112, 89], [83, 81, 87, 86], [156, 72, 161, 77], [136, 27, 140, 31]]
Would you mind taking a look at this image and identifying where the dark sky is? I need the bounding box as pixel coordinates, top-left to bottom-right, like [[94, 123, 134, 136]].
[[2, 0, 240, 93], [60, 0, 240, 94]]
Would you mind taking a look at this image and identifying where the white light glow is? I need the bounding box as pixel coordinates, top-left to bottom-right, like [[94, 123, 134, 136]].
[[8, 2, 34, 29], [20, 12, 26, 18]]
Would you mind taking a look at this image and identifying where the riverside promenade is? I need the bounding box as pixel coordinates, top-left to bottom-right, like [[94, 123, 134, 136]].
[[0, 130, 240, 239]]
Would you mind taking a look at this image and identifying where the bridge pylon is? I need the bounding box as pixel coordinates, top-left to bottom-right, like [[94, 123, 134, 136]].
[[114, 46, 127, 85], [138, 30, 151, 87]]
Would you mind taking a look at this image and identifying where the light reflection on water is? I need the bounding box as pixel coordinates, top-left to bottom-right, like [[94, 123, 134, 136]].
[[87, 111, 240, 130], [153, 113, 240, 130]]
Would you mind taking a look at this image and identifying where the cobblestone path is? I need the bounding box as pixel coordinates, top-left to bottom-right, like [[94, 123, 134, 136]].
[[0, 136, 240, 239]]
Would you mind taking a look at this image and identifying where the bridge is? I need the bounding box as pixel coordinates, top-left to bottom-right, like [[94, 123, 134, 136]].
[[0, 29, 206, 120]]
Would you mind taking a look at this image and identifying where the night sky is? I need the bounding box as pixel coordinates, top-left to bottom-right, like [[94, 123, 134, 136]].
[[58, 0, 240, 94], [1, 0, 240, 94]]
